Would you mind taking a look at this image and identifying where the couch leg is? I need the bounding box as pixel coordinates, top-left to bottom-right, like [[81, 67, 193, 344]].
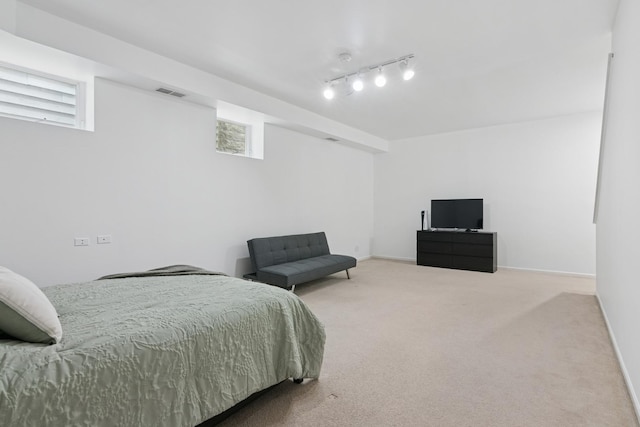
[[290, 284, 296, 293], [346, 269, 350, 279]]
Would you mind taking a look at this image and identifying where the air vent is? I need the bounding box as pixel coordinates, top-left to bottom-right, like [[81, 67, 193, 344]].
[[325, 137, 340, 142], [155, 87, 186, 98]]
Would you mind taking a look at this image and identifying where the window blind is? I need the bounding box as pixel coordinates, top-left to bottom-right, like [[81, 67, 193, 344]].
[[0, 65, 78, 127]]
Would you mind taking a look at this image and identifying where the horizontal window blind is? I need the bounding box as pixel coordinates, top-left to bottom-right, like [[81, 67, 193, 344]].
[[0, 65, 78, 127]]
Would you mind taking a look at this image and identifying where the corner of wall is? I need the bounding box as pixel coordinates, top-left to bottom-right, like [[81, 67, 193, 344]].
[[595, 292, 640, 422]]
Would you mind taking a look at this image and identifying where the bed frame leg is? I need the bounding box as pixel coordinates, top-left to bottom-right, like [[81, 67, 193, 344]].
[[346, 269, 351, 279], [290, 284, 296, 293], [293, 378, 303, 384]]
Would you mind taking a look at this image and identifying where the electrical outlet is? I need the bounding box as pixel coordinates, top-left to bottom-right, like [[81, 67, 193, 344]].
[[97, 235, 112, 244], [74, 237, 89, 246]]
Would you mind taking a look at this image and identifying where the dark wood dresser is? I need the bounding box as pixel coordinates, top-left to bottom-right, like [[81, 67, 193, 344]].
[[417, 230, 497, 273]]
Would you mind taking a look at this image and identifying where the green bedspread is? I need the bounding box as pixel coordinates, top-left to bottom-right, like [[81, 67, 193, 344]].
[[0, 274, 325, 426]]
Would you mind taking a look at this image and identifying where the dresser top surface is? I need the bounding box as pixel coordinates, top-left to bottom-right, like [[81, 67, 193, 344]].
[[417, 230, 496, 235]]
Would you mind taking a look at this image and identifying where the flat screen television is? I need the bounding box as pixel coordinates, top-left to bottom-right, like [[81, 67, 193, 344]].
[[431, 198, 483, 230]]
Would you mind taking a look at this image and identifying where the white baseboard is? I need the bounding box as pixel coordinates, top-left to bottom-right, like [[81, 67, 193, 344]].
[[498, 265, 595, 279], [369, 258, 595, 278], [596, 293, 640, 423], [370, 255, 415, 263]]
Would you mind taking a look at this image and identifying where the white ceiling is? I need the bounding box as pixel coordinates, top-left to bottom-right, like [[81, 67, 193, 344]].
[[19, 0, 619, 140]]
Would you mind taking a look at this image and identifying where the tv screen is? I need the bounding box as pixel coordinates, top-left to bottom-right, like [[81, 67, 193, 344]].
[[431, 199, 483, 230]]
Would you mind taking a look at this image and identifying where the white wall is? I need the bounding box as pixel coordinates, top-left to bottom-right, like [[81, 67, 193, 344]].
[[0, 79, 374, 286], [374, 113, 600, 275], [596, 0, 640, 416]]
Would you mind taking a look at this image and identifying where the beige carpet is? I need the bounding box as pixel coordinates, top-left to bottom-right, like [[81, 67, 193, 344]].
[[219, 259, 638, 426]]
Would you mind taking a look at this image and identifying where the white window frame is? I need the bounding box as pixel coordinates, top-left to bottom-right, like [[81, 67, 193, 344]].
[[0, 62, 86, 129]]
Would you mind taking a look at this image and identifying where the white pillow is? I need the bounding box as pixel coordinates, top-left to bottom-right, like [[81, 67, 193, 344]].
[[0, 267, 62, 344]]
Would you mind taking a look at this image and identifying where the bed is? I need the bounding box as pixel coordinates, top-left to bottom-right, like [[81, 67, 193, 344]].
[[0, 266, 326, 426]]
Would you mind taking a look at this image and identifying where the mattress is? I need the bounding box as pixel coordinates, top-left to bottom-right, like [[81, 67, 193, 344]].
[[0, 273, 325, 426]]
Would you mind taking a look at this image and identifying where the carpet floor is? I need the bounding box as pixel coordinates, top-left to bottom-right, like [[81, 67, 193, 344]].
[[219, 259, 638, 426]]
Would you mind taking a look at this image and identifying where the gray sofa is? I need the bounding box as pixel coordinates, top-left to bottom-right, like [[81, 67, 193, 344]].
[[245, 232, 356, 290]]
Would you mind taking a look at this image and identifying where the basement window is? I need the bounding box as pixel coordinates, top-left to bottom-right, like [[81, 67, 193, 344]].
[[217, 119, 251, 156], [216, 101, 264, 159], [0, 64, 86, 129]]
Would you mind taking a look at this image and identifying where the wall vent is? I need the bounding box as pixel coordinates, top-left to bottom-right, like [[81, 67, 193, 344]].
[[325, 137, 339, 142], [155, 87, 186, 97]]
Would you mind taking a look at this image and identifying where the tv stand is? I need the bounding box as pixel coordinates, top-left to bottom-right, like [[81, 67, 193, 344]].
[[417, 230, 497, 273]]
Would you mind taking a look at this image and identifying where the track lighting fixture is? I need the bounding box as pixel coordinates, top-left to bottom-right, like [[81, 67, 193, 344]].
[[322, 54, 415, 100]]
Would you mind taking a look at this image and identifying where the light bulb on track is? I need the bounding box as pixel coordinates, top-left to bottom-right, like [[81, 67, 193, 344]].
[[374, 68, 387, 87], [323, 84, 335, 100], [352, 75, 364, 92], [399, 59, 415, 81]]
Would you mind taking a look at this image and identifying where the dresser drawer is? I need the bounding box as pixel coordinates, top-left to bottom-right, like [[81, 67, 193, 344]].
[[417, 231, 452, 243], [451, 233, 494, 244], [417, 253, 453, 268], [418, 240, 453, 254], [452, 256, 495, 273], [452, 243, 493, 257]]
